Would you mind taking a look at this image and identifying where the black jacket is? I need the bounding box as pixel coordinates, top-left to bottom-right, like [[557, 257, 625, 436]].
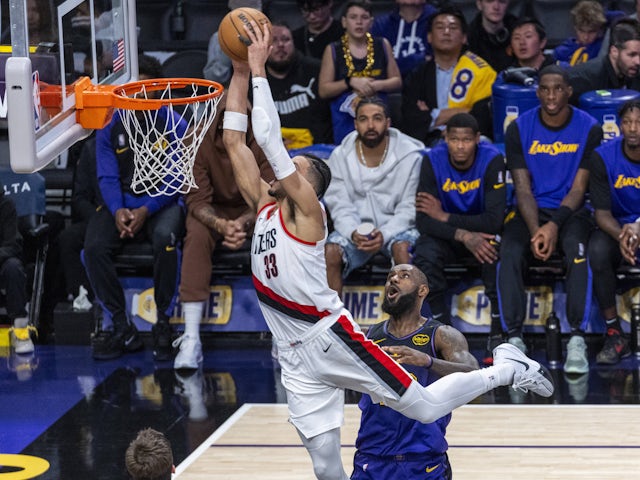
[[568, 55, 640, 105]]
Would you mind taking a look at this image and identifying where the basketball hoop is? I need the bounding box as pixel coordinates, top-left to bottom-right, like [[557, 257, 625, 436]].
[[74, 77, 224, 197]]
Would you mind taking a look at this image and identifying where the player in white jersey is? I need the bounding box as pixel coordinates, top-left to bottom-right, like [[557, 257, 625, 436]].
[[222, 21, 555, 480]]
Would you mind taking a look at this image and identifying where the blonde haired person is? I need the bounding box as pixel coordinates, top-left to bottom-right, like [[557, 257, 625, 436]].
[[553, 0, 608, 66]]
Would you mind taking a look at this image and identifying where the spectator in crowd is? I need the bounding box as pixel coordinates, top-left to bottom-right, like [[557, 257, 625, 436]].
[[500, 65, 602, 374], [370, 0, 437, 79], [1, 0, 56, 45], [125, 428, 174, 480], [203, 0, 262, 85], [554, 0, 608, 66], [507, 17, 556, 71], [0, 183, 32, 355], [352, 264, 479, 480], [466, 0, 516, 72], [318, 0, 402, 144], [324, 96, 424, 298], [413, 113, 505, 363], [57, 137, 101, 303], [175, 96, 273, 370], [401, 6, 496, 147], [586, 99, 640, 365], [292, 0, 344, 60], [85, 55, 184, 361], [266, 20, 333, 148], [568, 18, 640, 106]]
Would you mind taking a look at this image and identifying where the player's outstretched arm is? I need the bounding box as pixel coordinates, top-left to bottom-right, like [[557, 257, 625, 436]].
[[244, 21, 323, 220], [222, 60, 271, 212]]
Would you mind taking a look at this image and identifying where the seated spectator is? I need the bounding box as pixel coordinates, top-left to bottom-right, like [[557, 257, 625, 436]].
[[318, 0, 402, 144], [125, 428, 174, 480], [0, 183, 32, 355], [203, 0, 262, 85], [292, 0, 344, 60], [554, 0, 608, 66], [500, 65, 602, 374], [324, 96, 424, 297], [56, 137, 101, 303], [466, 0, 516, 72], [507, 17, 556, 71], [175, 96, 274, 370], [266, 20, 333, 148], [568, 18, 640, 106], [401, 6, 496, 147], [587, 99, 640, 365], [85, 55, 184, 362], [370, 0, 437, 79], [413, 114, 505, 362]]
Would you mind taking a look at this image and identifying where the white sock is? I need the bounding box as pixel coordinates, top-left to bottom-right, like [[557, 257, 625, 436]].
[[182, 301, 204, 341], [479, 364, 515, 390]]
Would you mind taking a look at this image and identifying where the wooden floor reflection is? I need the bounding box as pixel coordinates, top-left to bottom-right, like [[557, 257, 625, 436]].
[[177, 404, 640, 479]]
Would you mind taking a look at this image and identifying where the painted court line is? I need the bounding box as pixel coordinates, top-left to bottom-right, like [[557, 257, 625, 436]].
[[175, 403, 253, 476]]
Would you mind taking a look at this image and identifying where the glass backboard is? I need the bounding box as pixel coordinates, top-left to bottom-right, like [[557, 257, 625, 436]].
[[1, 0, 138, 172]]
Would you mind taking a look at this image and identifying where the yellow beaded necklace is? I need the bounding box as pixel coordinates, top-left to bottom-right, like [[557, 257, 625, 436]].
[[341, 32, 375, 78]]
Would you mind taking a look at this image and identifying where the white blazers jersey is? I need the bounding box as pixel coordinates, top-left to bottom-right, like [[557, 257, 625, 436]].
[[251, 202, 345, 341]]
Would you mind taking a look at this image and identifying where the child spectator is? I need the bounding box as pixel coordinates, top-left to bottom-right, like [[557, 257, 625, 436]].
[[554, 0, 618, 66]]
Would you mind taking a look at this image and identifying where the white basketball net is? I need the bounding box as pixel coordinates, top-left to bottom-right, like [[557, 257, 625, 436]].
[[116, 81, 221, 197]]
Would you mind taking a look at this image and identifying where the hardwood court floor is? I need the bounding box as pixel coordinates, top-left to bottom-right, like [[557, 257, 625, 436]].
[[176, 404, 640, 479]]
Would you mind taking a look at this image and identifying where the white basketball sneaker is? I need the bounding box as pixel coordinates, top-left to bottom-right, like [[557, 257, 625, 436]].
[[172, 335, 203, 370], [493, 343, 554, 397]]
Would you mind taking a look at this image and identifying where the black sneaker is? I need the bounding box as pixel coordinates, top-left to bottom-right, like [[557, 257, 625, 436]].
[[122, 324, 143, 353], [92, 324, 142, 360], [596, 329, 631, 365], [152, 322, 173, 361], [92, 330, 125, 360]]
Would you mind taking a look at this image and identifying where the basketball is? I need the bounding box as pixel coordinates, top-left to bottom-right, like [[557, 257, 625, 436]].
[[218, 7, 272, 63]]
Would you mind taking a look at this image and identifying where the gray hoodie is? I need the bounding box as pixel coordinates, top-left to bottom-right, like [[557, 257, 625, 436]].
[[324, 127, 425, 243]]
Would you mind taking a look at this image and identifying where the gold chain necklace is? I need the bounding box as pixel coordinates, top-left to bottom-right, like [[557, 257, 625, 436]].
[[357, 136, 389, 168], [342, 32, 375, 77]]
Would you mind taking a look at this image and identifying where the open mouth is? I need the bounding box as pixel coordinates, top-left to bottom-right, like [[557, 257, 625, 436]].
[[386, 285, 400, 300]]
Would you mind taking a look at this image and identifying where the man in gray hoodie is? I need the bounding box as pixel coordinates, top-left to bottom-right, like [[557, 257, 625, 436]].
[[324, 96, 425, 297]]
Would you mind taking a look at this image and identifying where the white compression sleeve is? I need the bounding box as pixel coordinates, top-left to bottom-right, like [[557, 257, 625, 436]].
[[251, 76, 296, 179]]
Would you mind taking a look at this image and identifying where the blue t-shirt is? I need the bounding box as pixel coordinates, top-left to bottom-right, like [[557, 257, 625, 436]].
[[507, 107, 599, 209], [590, 136, 640, 225]]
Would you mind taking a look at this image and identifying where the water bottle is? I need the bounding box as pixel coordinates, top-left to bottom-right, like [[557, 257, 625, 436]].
[[630, 304, 640, 356], [545, 311, 562, 367]]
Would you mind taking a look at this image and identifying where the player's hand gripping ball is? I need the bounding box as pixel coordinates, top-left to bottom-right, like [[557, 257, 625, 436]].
[[217, 7, 272, 62]]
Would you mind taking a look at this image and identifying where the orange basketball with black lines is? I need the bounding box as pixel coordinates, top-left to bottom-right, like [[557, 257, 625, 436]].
[[218, 7, 272, 63]]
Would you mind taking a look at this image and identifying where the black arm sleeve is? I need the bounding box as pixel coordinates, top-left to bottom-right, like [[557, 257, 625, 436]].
[[416, 154, 458, 240], [447, 154, 507, 234], [579, 124, 604, 169], [587, 151, 611, 211], [504, 121, 526, 171]]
